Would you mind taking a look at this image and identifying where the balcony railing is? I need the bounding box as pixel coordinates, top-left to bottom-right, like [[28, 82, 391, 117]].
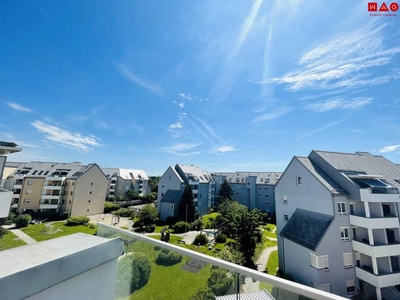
[[349, 215, 399, 229], [0, 180, 14, 192], [360, 189, 400, 203], [97, 223, 346, 300]]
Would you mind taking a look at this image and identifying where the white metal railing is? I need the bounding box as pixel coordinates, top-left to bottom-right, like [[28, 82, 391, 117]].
[[97, 223, 347, 300]]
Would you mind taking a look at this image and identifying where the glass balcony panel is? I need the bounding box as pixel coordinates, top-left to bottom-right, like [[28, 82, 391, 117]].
[[97, 224, 346, 300]]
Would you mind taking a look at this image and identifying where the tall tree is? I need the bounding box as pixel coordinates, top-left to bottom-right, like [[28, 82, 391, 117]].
[[215, 180, 234, 205], [148, 176, 160, 193], [136, 204, 159, 226], [178, 185, 196, 223], [125, 189, 139, 200]]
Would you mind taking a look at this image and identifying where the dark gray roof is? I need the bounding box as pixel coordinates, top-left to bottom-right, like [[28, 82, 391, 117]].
[[280, 209, 333, 251], [313, 150, 400, 190], [296, 157, 347, 194], [160, 189, 182, 204]]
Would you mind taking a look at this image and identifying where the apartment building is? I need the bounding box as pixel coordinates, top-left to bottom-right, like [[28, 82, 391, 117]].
[[5, 161, 108, 216], [212, 172, 282, 215], [101, 168, 150, 198], [0, 141, 22, 218], [276, 150, 400, 300], [157, 164, 215, 221]]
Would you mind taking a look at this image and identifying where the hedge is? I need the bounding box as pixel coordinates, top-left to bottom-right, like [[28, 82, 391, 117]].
[[66, 216, 90, 226], [173, 221, 190, 233], [15, 214, 31, 228], [155, 249, 182, 266]]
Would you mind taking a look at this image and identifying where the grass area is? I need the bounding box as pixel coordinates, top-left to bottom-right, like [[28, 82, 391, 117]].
[[0, 231, 26, 251], [259, 250, 279, 292], [21, 222, 97, 241], [254, 236, 277, 260], [120, 226, 129, 230], [260, 224, 277, 239], [117, 239, 211, 300], [201, 212, 219, 228], [154, 225, 169, 233]]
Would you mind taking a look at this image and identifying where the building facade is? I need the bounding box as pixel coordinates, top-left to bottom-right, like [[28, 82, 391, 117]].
[[212, 172, 281, 215], [276, 150, 400, 300], [5, 161, 108, 216], [157, 164, 215, 221], [101, 168, 151, 198]]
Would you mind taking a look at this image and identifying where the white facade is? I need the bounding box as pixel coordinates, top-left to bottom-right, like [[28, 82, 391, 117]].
[[276, 151, 400, 300]]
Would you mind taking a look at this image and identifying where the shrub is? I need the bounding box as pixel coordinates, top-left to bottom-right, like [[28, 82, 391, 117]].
[[112, 208, 135, 218], [15, 214, 31, 228], [0, 227, 7, 238], [189, 287, 215, 300], [31, 211, 69, 222], [155, 248, 182, 266], [215, 234, 227, 244], [66, 216, 90, 226], [190, 219, 203, 231], [3, 212, 16, 225], [193, 233, 207, 245], [115, 253, 151, 297], [104, 202, 120, 213], [208, 267, 234, 296], [145, 224, 156, 233], [173, 221, 190, 233]]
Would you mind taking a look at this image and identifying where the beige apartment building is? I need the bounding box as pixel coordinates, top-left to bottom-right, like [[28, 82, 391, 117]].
[[5, 161, 109, 217]]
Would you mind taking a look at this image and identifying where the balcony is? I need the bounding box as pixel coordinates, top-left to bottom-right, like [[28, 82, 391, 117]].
[[0, 189, 12, 218], [41, 194, 61, 200], [192, 189, 198, 194], [39, 204, 59, 210], [352, 240, 400, 257], [360, 189, 400, 203], [97, 223, 347, 300], [356, 267, 400, 288], [350, 215, 399, 229]]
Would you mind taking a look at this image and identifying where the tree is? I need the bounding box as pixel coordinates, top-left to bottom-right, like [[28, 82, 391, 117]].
[[189, 287, 215, 300], [215, 201, 248, 237], [178, 185, 196, 223], [207, 267, 235, 296], [125, 189, 140, 200], [148, 176, 160, 193], [215, 180, 234, 205], [15, 214, 31, 228], [136, 204, 158, 227]]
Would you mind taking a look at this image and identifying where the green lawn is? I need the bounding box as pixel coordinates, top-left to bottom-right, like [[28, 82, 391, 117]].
[[261, 224, 277, 239], [201, 212, 219, 228], [21, 222, 97, 241], [0, 231, 26, 251], [117, 239, 211, 300], [259, 250, 279, 292]]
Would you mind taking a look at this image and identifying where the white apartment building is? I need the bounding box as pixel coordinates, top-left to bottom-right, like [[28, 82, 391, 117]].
[[276, 150, 400, 300], [5, 161, 108, 216], [212, 172, 281, 216], [157, 164, 215, 221], [101, 168, 151, 198]]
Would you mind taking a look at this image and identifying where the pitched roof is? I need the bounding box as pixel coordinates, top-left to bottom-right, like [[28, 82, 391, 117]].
[[212, 172, 282, 185], [160, 189, 182, 204], [313, 150, 400, 190], [176, 164, 213, 183], [295, 156, 346, 194], [280, 209, 333, 251]]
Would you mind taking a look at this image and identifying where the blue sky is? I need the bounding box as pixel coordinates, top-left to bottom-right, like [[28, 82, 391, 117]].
[[1, 0, 399, 175]]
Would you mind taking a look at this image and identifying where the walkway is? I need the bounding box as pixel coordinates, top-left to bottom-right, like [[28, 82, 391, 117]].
[[10, 229, 37, 245]]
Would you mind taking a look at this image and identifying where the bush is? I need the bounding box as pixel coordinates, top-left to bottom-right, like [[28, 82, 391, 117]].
[[189, 287, 215, 300], [193, 234, 207, 245], [173, 221, 190, 233], [31, 211, 69, 222], [112, 208, 135, 218], [3, 212, 16, 225], [208, 267, 234, 296], [215, 234, 227, 244], [66, 216, 90, 226], [0, 227, 7, 238], [155, 249, 182, 266], [190, 219, 203, 231], [104, 202, 120, 213], [115, 253, 151, 297], [15, 214, 31, 228], [145, 224, 156, 233]]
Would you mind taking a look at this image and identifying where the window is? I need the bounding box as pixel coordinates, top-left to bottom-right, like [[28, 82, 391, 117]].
[[265, 194, 269, 198], [161, 193, 164, 197], [24, 199, 30, 203], [258, 194, 262, 197], [25, 189, 32, 194], [296, 176, 302, 185], [346, 280, 356, 296], [265, 187, 268, 190], [38, 171, 43, 175], [282, 195, 288, 204], [310, 253, 329, 270], [341, 227, 350, 241], [87, 209, 89, 212], [91, 182, 93, 186], [88, 200, 91, 203], [171, 204, 174, 209], [284, 213, 289, 222], [89, 191, 92, 194], [27, 180, 34, 185], [265, 179, 270, 183], [265, 201, 270, 205], [337, 202, 346, 215], [69, 200, 71, 204], [70, 191, 73, 195], [343, 253, 354, 268], [72, 182, 74, 186], [258, 187, 261, 190]]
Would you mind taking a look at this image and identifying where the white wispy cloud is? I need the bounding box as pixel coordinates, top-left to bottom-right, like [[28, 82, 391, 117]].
[[6, 102, 32, 112], [169, 122, 183, 129], [160, 143, 201, 156], [263, 22, 400, 91], [295, 118, 348, 142], [116, 63, 163, 95], [187, 119, 215, 146], [193, 116, 225, 144], [254, 105, 295, 122], [179, 102, 184, 108], [179, 93, 193, 100], [305, 97, 372, 112], [31, 120, 101, 151], [379, 145, 400, 153], [212, 146, 236, 153]]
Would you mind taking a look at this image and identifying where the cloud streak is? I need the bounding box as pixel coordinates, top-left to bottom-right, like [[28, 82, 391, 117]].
[[305, 97, 372, 112], [254, 105, 295, 122], [379, 145, 400, 153], [116, 63, 164, 95], [6, 102, 32, 112], [31, 120, 101, 151], [212, 146, 236, 153], [160, 143, 201, 156], [295, 118, 348, 142]]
